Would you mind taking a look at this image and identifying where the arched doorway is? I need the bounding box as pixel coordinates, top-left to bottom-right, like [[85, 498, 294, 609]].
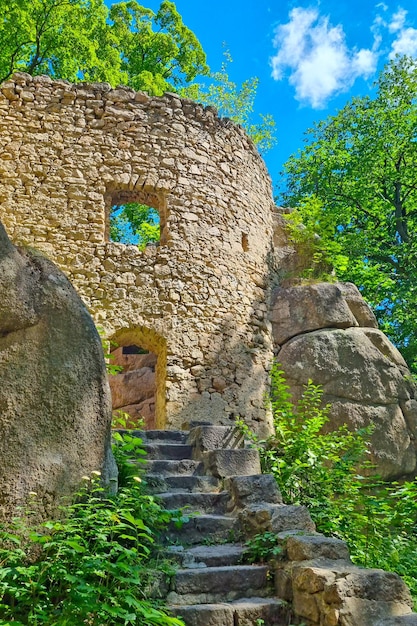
[[109, 327, 167, 430]]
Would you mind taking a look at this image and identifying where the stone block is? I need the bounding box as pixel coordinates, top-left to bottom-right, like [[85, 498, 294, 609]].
[[275, 567, 293, 601], [325, 569, 413, 605], [170, 603, 234, 626], [271, 505, 316, 534], [292, 589, 320, 623], [239, 503, 315, 537], [232, 597, 287, 625], [286, 534, 350, 562], [202, 449, 261, 478], [376, 616, 417, 626], [292, 564, 337, 594], [188, 425, 243, 459], [338, 598, 412, 626], [225, 473, 282, 509]]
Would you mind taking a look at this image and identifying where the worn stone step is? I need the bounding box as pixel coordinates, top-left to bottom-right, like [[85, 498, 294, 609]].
[[170, 597, 287, 626], [156, 491, 229, 515], [144, 459, 205, 476], [165, 514, 241, 545], [139, 429, 189, 444], [142, 443, 193, 460], [167, 564, 272, 605], [167, 543, 245, 568], [145, 474, 221, 494], [376, 617, 417, 625]]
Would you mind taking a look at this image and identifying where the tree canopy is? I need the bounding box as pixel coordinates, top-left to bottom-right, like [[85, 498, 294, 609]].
[[0, 0, 209, 94], [281, 56, 417, 371], [109, 0, 208, 94], [183, 52, 277, 154]]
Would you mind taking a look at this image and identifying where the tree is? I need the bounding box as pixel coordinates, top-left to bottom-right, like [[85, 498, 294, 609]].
[[281, 55, 417, 371], [109, 0, 209, 95], [0, 0, 208, 93], [183, 52, 277, 153], [0, 0, 123, 85]]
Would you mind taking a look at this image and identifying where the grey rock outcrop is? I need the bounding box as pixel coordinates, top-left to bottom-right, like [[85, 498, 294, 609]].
[[0, 221, 116, 518], [271, 282, 417, 479]]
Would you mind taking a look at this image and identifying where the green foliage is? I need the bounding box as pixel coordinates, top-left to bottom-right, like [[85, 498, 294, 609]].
[[110, 203, 160, 248], [0, 437, 185, 625], [281, 55, 417, 371], [182, 52, 277, 153], [0, 0, 122, 85], [109, 0, 208, 95], [283, 197, 349, 281], [242, 531, 282, 564], [0, 0, 208, 94], [112, 429, 147, 488], [237, 363, 417, 602], [237, 365, 369, 531], [96, 325, 123, 376]]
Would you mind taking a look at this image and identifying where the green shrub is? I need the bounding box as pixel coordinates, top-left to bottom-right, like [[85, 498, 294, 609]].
[[0, 436, 184, 626], [237, 363, 417, 603], [242, 531, 282, 564]]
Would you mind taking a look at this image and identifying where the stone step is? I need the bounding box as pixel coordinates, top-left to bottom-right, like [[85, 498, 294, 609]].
[[165, 514, 241, 545], [167, 543, 245, 569], [139, 429, 189, 444], [376, 617, 417, 625], [144, 459, 205, 476], [156, 491, 229, 515], [167, 564, 272, 605], [170, 597, 287, 626], [142, 443, 193, 460], [145, 474, 221, 494]]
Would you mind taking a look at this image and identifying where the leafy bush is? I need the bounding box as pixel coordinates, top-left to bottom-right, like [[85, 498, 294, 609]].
[[242, 531, 282, 564], [237, 363, 417, 603], [0, 436, 185, 626]]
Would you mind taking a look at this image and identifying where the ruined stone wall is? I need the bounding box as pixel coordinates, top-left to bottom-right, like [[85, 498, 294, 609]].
[[0, 72, 276, 432]]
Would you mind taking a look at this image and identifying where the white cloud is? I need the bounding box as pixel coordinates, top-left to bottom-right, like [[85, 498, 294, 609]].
[[390, 27, 417, 57], [389, 8, 407, 33], [270, 7, 378, 108], [388, 9, 417, 58]]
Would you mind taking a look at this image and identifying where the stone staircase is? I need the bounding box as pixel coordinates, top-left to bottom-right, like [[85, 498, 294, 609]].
[[140, 426, 288, 625], [125, 425, 417, 626]]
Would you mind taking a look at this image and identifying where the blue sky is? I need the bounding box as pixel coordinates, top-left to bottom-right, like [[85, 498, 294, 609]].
[[107, 1, 417, 192]]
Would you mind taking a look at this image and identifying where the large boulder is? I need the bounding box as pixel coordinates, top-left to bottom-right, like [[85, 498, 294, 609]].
[[270, 282, 377, 345], [0, 222, 116, 518], [271, 282, 417, 479]]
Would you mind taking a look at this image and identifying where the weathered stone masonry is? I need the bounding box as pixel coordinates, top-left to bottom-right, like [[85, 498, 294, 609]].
[[0, 72, 276, 432]]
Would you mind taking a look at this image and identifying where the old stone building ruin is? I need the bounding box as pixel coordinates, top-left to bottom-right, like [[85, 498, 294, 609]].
[[1, 72, 417, 480], [0, 72, 276, 434]]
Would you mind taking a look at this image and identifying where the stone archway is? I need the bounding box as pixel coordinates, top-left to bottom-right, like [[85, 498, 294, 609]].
[[109, 327, 167, 429]]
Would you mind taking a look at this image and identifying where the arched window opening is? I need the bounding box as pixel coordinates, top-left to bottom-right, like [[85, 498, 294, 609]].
[[105, 189, 167, 248], [109, 327, 166, 430]]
